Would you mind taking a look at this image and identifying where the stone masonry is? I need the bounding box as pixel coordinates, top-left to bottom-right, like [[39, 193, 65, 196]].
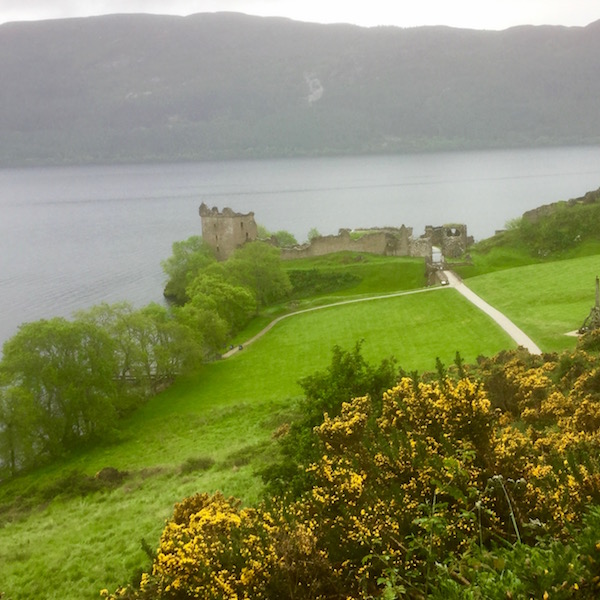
[[425, 224, 470, 259], [199, 203, 469, 262], [199, 203, 258, 260]]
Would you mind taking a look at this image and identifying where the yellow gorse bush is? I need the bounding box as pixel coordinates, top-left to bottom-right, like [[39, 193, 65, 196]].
[[150, 493, 276, 598], [107, 348, 600, 599]]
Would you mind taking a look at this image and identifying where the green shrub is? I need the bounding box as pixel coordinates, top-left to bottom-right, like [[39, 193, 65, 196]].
[[179, 456, 215, 474], [288, 268, 361, 297]]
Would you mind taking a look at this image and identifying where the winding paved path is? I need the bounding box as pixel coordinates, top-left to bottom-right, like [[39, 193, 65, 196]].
[[221, 286, 440, 358], [222, 271, 542, 358], [442, 270, 542, 354]]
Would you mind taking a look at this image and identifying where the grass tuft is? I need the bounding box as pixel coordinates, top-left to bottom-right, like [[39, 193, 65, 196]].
[[179, 457, 216, 474]]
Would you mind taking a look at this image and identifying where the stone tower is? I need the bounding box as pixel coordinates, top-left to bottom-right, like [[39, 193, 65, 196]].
[[199, 203, 258, 260], [440, 224, 469, 258], [425, 224, 469, 259]]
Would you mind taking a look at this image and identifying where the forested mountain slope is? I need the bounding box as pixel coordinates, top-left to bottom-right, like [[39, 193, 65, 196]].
[[1, 12, 599, 164]]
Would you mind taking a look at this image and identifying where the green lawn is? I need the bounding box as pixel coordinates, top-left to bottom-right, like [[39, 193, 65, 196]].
[[0, 287, 514, 600], [453, 233, 600, 279], [284, 253, 426, 297], [233, 254, 426, 343], [466, 254, 600, 352], [453, 244, 541, 277]]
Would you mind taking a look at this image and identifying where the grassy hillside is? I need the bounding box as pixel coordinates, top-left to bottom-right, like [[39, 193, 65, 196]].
[[454, 187, 600, 278], [231, 254, 426, 342], [0, 284, 514, 600], [2, 221, 600, 598], [450, 187, 600, 351], [284, 253, 426, 298], [466, 254, 600, 352]]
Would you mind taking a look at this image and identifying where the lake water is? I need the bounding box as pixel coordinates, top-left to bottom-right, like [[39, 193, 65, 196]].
[[2, 146, 600, 347]]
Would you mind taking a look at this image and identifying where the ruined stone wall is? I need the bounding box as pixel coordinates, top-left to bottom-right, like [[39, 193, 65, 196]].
[[440, 224, 468, 259], [424, 225, 468, 259], [522, 203, 562, 224], [409, 237, 433, 258], [199, 203, 468, 263], [280, 227, 414, 260], [523, 187, 600, 224], [199, 203, 258, 260]]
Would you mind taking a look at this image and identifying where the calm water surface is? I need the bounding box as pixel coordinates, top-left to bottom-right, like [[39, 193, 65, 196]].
[[1, 146, 600, 346]]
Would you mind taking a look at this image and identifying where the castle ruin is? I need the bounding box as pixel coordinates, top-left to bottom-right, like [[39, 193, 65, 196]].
[[199, 203, 258, 260], [199, 203, 469, 262], [277, 224, 469, 261], [425, 224, 470, 259]]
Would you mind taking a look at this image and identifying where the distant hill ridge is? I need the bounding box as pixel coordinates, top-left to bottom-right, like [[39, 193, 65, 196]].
[[1, 12, 600, 165]]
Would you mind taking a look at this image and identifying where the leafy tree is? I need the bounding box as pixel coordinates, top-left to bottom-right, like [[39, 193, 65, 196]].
[[134, 303, 204, 391], [0, 317, 119, 459], [298, 340, 399, 422], [185, 273, 257, 334], [161, 236, 216, 304], [307, 227, 321, 242], [78, 301, 202, 399], [262, 341, 400, 498], [257, 224, 297, 247], [256, 224, 271, 239], [221, 241, 291, 306], [271, 230, 298, 247], [0, 385, 38, 477], [0, 302, 206, 477], [504, 217, 522, 230], [174, 303, 229, 360], [77, 302, 149, 387]]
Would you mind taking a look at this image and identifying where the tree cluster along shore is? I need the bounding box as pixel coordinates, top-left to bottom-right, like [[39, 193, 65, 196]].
[[0, 238, 290, 478]]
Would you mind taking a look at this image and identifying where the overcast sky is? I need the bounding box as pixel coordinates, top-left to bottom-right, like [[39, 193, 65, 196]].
[[0, 0, 598, 30]]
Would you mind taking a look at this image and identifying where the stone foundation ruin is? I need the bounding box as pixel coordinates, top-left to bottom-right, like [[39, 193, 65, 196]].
[[199, 203, 470, 263]]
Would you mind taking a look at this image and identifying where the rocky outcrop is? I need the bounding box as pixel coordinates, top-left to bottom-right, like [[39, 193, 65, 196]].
[[523, 187, 600, 224]]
